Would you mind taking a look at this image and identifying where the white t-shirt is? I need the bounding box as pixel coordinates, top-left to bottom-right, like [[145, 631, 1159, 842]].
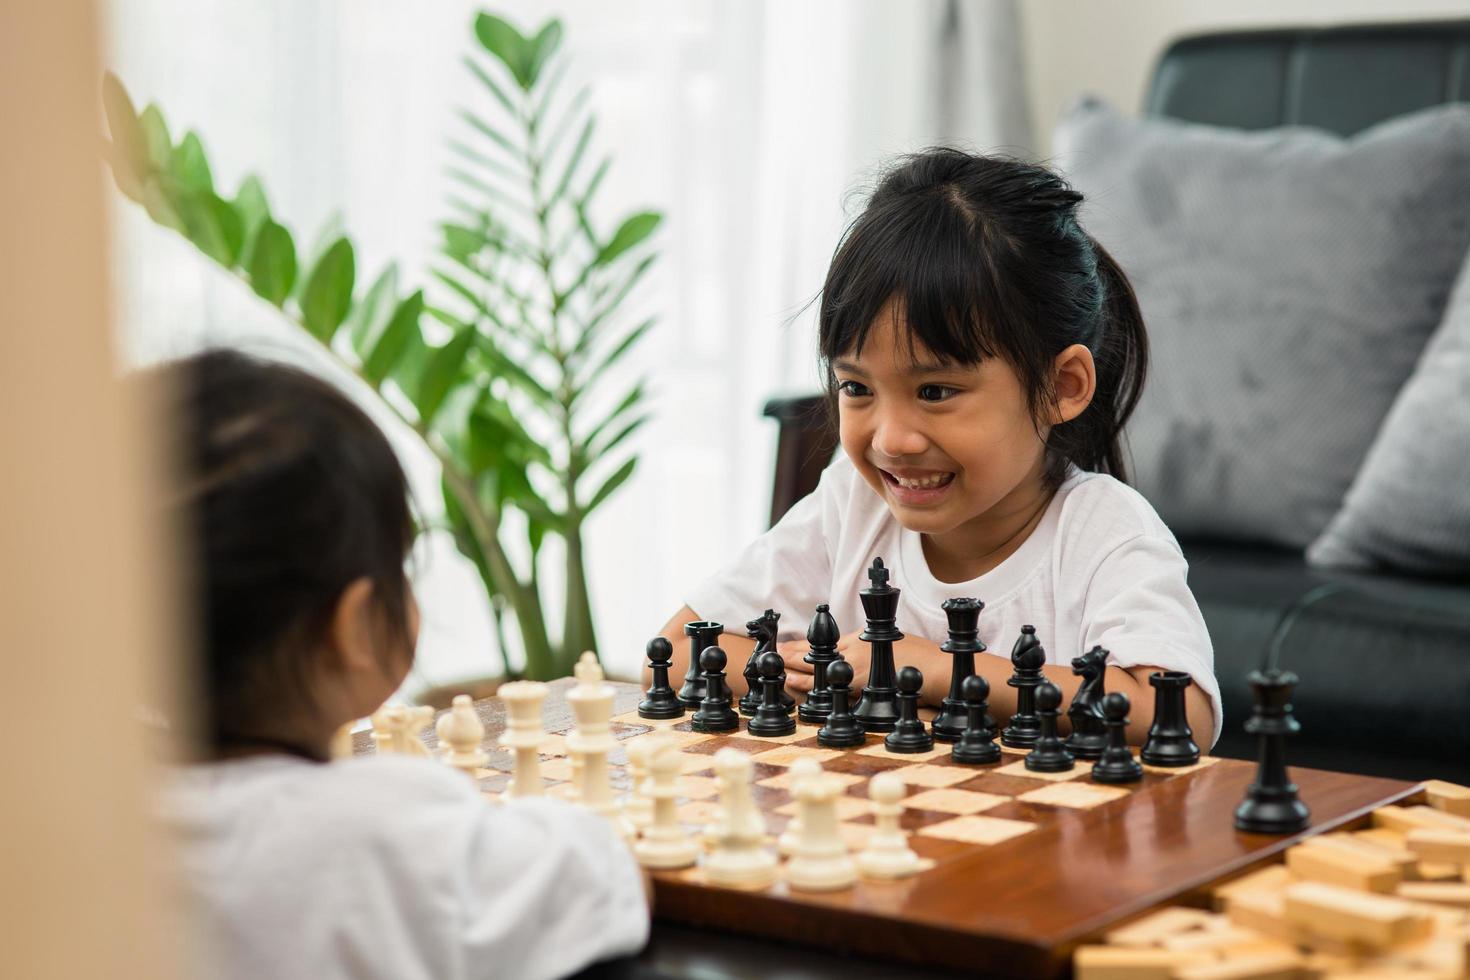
[[163, 753, 649, 980], [686, 454, 1222, 747]]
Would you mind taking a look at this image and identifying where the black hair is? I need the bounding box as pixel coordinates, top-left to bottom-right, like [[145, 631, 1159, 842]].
[[162, 350, 415, 749], [818, 147, 1148, 486]]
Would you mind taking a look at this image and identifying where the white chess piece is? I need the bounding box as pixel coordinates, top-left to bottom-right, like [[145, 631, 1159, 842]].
[[777, 757, 823, 857], [435, 694, 487, 780], [497, 681, 547, 799], [565, 652, 632, 837], [370, 705, 435, 756], [856, 771, 933, 879], [785, 770, 857, 891], [329, 722, 355, 761], [369, 706, 402, 754], [705, 748, 777, 889], [623, 734, 662, 830], [633, 741, 699, 869]]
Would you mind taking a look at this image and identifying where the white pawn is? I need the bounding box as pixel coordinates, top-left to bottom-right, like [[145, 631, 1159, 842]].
[[785, 769, 857, 892], [566, 652, 632, 838], [623, 734, 663, 830], [856, 771, 933, 879], [777, 757, 823, 857], [436, 694, 487, 780], [706, 748, 777, 889], [497, 680, 547, 799], [634, 741, 699, 869]]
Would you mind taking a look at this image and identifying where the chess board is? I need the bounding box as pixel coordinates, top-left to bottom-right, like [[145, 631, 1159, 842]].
[[358, 680, 1423, 978]]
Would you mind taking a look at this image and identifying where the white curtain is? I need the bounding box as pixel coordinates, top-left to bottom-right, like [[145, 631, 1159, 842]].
[[106, 0, 1031, 690]]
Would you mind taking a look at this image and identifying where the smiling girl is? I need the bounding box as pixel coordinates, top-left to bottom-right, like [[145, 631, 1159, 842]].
[[657, 148, 1220, 747]]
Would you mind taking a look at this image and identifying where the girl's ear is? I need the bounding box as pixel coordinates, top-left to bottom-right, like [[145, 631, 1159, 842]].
[[327, 577, 381, 673], [1050, 343, 1096, 424]]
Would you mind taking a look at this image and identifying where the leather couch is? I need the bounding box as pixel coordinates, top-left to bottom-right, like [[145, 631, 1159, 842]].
[[764, 20, 1470, 786]]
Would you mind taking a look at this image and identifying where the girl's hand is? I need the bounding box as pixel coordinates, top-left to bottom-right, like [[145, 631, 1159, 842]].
[[779, 630, 868, 693]]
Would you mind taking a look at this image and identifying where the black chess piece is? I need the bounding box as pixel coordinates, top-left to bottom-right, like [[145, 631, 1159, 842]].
[[1091, 692, 1143, 784], [798, 604, 842, 724], [690, 645, 739, 733], [932, 598, 985, 742], [747, 651, 798, 737], [1025, 681, 1075, 773], [816, 659, 866, 748], [638, 636, 685, 720], [1234, 670, 1311, 834], [1001, 625, 1046, 748], [1065, 646, 1110, 760], [951, 674, 1002, 765], [677, 620, 723, 709], [884, 666, 934, 753], [852, 557, 902, 733], [739, 609, 792, 717], [1140, 671, 1200, 767]]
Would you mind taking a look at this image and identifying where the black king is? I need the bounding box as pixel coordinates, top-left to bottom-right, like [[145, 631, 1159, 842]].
[[852, 557, 902, 733]]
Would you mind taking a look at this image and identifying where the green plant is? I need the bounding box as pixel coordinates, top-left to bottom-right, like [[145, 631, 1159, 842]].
[[102, 11, 660, 681]]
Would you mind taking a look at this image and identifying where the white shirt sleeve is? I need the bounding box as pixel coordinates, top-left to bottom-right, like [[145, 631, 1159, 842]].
[[683, 462, 840, 640], [458, 797, 649, 980], [1075, 531, 1224, 749]]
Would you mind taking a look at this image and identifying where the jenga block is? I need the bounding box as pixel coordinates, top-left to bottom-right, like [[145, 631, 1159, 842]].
[[1103, 906, 1220, 946], [1213, 864, 1295, 911], [1071, 945, 1215, 979], [1169, 950, 1304, 980], [1287, 839, 1403, 893], [1373, 929, 1470, 978], [1395, 882, 1470, 909], [1424, 779, 1470, 817], [1283, 881, 1435, 947], [1160, 926, 1290, 955], [1416, 861, 1462, 882], [1317, 832, 1418, 873], [1375, 805, 1470, 834], [1405, 827, 1470, 865], [1227, 890, 1311, 946]]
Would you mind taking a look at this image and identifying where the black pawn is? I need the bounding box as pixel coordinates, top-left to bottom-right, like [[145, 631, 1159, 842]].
[[932, 597, 985, 743], [1140, 671, 1200, 767], [951, 674, 1001, 765], [638, 636, 685, 720], [747, 651, 797, 737], [884, 666, 934, 753], [677, 620, 722, 708], [816, 659, 866, 748], [797, 604, 841, 724], [1001, 625, 1046, 748], [1234, 669, 1310, 834], [1025, 681, 1075, 772], [1091, 692, 1142, 784], [690, 645, 739, 733]]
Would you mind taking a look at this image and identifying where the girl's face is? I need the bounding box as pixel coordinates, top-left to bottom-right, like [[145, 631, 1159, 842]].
[[833, 302, 1052, 544]]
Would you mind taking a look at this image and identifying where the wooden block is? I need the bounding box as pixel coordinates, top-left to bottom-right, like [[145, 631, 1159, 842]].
[[1416, 862, 1463, 882], [1405, 827, 1470, 865], [1286, 839, 1403, 893], [1169, 950, 1304, 980], [1103, 906, 1219, 947], [1373, 930, 1470, 978], [1395, 882, 1470, 909], [1283, 881, 1434, 947], [1161, 927, 1292, 955], [1353, 827, 1408, 850], [1226, 891, 1310, 946], [1315, 832, 1418, 873], [1424, 779, 1470, 817], [1072, 945, 1215, 979], [1375, 805, 1470, 835], [1213, 864, 1295, 911], [1015, 782, 1130, 810]]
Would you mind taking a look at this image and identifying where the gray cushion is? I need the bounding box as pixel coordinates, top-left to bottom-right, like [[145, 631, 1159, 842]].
[[1054, 99, 1470, 548], [1308, 248, 1470, 575]]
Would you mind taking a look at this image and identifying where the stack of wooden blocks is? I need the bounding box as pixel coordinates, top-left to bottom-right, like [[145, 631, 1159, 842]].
[[1074, 780, 1470, 979]]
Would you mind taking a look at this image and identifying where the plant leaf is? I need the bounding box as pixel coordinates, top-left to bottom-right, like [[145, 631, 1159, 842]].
[[138, 105, 172, 171], [101, 73, 148, 179], [474, 12, 531, 89], [416, 326, 476, 424], [364, 290, 422, 385], [587, 413, 648, 460], [233, 175, 271, 252], [178, 190, 244, 266], [582, 457, 637, 515], [462, 54, 517, 117], [579, 315, 654, 381], [459, 110, 523, 163], [348, 263, 399, 355], [140, 175, 185, 231], [171, 131, 213, 193], [549, 116, 594, 206], [597, 211, 661, 266], [246, 219, 296, 305], [525, 20, 564, 89], [300, 237, 355, 341], [580, 379, 645, 448], [387, 314, 432, 396]]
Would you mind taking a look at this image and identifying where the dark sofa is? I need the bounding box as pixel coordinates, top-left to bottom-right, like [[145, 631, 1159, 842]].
[[764, 21, 1470, 786]]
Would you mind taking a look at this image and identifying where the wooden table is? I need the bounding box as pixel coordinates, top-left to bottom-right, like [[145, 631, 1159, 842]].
[[357, 680, 1423, 979]]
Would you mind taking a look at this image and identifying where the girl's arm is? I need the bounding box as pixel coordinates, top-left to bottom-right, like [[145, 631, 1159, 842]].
[[780, 634, 1215, 748], [650, 605, 761, 701]]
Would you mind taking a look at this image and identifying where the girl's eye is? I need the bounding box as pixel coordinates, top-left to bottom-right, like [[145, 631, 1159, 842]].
[[918, 384, 959, 402], [836, 380, 871, 398]]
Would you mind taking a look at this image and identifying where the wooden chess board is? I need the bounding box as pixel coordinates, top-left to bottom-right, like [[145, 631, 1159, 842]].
[[355, 680, 1423, 978]]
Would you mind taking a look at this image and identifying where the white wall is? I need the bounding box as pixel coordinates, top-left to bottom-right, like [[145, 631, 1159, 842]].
[[1019, 0, 1470, 155]]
